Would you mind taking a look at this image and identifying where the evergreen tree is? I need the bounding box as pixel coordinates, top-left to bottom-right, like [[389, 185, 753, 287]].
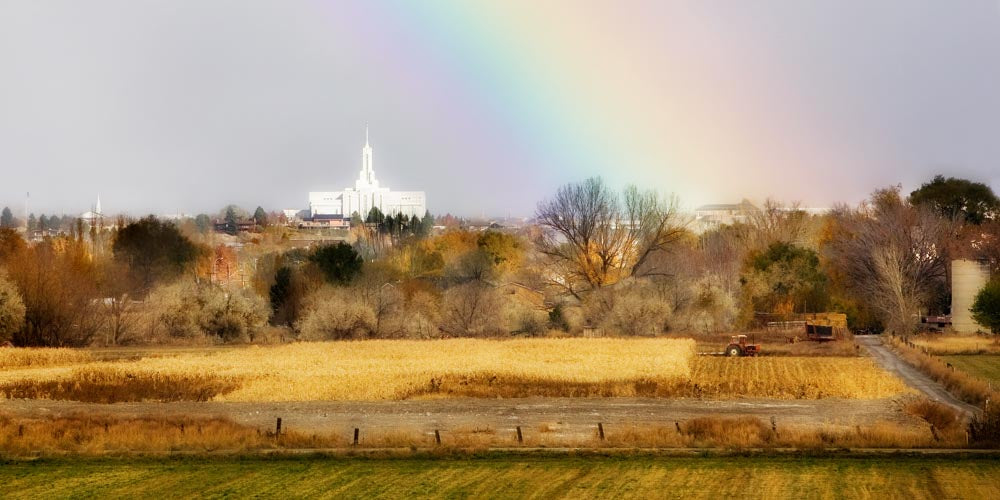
[[410, 215, 421, 236], [910, 175, 1000, 224], [971, 279, 1000, 334], [0, 207, 13, 228], [399, 214, 410, 235], [366, 207, 384, 226], [224, 206, 239, 234], [113, 216, 201, 291], [38, 214, 48, 232], [383, 215, 395, 235], [419, 210, 434, 237], [350, 211, 363, 227], [270, 266, 292, 317], [310, 242, 362, 284], [194, 214, 212, 234], [253, 206, 268, 227]]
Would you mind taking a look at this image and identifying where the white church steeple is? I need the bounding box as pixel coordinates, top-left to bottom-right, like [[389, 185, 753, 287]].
[[356, 125, 378, 190]]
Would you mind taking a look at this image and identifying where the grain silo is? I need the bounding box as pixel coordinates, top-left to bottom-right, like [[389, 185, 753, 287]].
[[951, 259, 990, 334]]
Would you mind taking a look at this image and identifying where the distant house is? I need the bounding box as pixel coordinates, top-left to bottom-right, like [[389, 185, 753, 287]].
[[298, 214, 350, 229], [214, 220, 258, 233]]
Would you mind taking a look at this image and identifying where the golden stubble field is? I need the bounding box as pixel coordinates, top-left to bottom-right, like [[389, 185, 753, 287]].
[[0, 338, 909, 402], [911, 335, 1000, 355]]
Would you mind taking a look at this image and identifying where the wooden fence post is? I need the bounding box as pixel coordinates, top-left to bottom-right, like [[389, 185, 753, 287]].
[[516, 426, 523, 444], [675, 421, 681, 433], [597, 423, 605, 441], [275, 418, 282, 438], [353, 427, 360, 446], [435, 429, 441, 445]]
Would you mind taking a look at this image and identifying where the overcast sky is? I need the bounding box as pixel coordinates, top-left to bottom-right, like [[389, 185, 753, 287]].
[[1, 1, 999, 217]]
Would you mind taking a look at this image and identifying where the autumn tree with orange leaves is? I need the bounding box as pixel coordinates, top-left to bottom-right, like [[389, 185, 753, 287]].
[[535, 178, 686, 298]]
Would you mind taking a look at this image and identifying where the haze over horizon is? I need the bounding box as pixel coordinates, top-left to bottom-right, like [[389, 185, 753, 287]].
[[2, 1, 999, 218]]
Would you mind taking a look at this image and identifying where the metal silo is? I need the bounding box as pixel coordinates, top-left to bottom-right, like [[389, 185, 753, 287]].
[[951, 259, 990, 334]]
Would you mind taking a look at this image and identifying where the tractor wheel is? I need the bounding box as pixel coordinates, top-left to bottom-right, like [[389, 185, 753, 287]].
[[725, 345, 742, 357]]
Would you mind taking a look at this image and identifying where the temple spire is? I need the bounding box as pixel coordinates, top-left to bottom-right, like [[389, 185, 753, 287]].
[[358, 125, 376, 188]]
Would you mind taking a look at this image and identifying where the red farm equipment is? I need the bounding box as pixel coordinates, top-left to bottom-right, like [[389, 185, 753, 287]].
[[725, 335, 760, 357]]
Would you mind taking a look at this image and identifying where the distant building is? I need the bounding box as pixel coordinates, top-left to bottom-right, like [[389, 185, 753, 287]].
[[282, 209, 308, 221], [691, 200, 828, 233], [299, 128, 426, 224], [693, 200, 757, 232], [79, 196, 104, 227], [213, 219, 258, 233]]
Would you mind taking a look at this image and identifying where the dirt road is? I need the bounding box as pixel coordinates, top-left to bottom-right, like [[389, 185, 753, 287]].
[[2, 396, 919, 439], [856, 335, 980, 415]]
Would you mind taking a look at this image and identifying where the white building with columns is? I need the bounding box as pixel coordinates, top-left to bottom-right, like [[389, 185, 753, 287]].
[[306, 128, 426, 221]]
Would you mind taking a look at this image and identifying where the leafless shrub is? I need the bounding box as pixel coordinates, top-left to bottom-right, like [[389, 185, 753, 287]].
[[296, 286, 377, 340], [396, 290, 442, 338], [905, 398, 961, 432], [583, 279, 671, 336], [0, 273, 25, 343], [969, 402, 1000, 447], [144, 281, 268, 342], [673, 274, 738, 333], [506, 302, 548, 336], [441, 282, 505, 336]]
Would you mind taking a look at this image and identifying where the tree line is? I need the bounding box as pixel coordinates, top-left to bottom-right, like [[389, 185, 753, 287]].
[[1, 174, 999, 347]]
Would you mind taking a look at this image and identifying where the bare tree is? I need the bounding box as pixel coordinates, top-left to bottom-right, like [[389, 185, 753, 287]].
[[97, 261, 139, 345], [535, 178, 686, 297], [101, 294, 139, 345], [824, 187, 953, 333], [733, 199, 813, 253], [351, 264, 405, 337]]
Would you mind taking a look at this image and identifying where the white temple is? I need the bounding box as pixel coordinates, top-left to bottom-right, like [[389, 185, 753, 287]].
[[307, 128, 426, 220]]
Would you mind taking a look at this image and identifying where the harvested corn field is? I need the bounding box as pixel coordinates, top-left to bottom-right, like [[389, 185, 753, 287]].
[[685, 357, 908, 399], [0, 339, 907, 403], [0, 348, 92, 369]]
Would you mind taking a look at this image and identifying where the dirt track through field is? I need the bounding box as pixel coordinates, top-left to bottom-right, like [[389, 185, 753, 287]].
[[1, 397, 919, 440], [856, 336, 981, 416]]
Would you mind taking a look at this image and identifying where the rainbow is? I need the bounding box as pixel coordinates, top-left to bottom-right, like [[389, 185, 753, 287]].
[[317, 1, 874, 209]]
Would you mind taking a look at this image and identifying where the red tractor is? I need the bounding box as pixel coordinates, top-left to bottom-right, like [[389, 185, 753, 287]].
[[725, 335, 760, 357]]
